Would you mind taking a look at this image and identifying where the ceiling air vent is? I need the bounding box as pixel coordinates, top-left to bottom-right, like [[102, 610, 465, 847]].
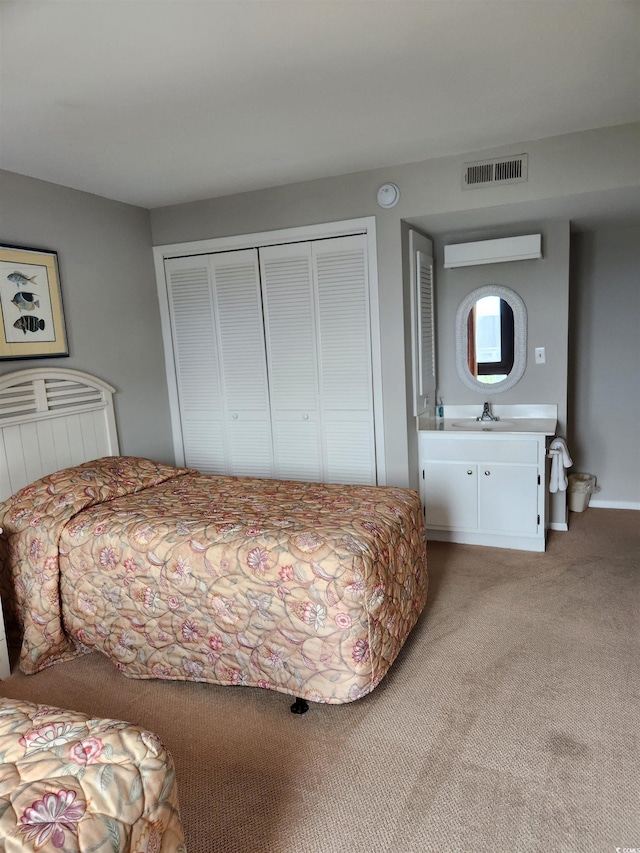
[[462, 154, 528, 190]]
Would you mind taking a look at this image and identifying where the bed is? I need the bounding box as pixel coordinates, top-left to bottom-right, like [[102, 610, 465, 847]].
[[0, 369, 428, 708], [0, 696, 185, 851]]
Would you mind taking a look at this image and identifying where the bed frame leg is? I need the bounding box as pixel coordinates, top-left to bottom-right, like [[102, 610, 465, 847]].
[[290, 697, 309, 715]]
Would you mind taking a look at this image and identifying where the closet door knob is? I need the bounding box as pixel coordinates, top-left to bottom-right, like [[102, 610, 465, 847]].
[[467, 470, 473, 475], [484, 470, 491, 476], [232, 413, 239, 420], [302, 413, 309, 420]]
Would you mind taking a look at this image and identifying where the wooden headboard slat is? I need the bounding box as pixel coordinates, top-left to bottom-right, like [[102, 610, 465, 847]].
[[0, 368, 119, 502]]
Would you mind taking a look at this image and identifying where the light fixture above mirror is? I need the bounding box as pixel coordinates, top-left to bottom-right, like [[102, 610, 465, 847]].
[[455, 285, 527, 393]]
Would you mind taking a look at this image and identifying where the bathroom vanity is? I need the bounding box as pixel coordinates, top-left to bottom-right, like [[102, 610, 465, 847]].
[[418, 405, 557, 552]]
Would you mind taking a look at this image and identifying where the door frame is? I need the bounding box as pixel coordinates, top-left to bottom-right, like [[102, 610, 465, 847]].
[[153, 217, 386, 484]]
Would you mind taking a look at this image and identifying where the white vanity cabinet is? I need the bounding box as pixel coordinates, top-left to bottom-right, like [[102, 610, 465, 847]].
[[419, 431, 549, 551]]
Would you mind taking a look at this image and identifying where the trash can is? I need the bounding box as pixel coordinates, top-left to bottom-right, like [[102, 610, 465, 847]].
[[568, 473, 596, 512]]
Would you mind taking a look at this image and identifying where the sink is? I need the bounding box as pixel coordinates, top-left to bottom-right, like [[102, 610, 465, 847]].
[[451, 419, 516, 431]]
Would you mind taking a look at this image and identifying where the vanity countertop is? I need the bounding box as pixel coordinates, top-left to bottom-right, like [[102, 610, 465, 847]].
[[420, 418, 557, 436], [418, 404, 557, 436]]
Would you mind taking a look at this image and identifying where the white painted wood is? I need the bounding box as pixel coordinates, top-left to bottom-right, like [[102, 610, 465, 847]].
[[313, 235, 376, 485], [260, 235, 377, 485], [66, 415, 88, 467], [419, 430, 547, 551], [409, 230, 436, 416], [589, 499, 640, 510], [417, 252, 436, 397], [423, 461, 478, 529], [260, 242, 322, 481], [50, 415, 74, 471], [0, 369, 121, 673], [154, 217, 386, 485], [154, 217, 375, 259], [0, 434, 8, 497], [271, 415, 322, 482], [479, 464, 539, 534], [211, 250, 274, 478], [444, 234, 542, 267], [0, 368, 119, 502], [323, 418, 376, 486], [3, 426, 29, 494], [164, 255, 227, 474]]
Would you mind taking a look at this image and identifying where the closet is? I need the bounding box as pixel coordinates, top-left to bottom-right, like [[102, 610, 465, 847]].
[[162, 233, 378, 485]]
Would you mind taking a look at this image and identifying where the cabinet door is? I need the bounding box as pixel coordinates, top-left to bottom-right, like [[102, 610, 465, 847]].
[[479, 465, 539, 534], [165, 256, 226, 473], [423, 461, 478, 529], [211, 250, 274, 478], [313, 235, 376, 485], [260, 243, 323, 482]]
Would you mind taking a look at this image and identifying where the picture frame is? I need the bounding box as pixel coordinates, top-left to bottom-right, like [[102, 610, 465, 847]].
[[0, 244, 69, 360]]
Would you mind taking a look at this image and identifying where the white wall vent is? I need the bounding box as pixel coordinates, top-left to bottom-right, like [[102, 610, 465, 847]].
[[462, 154, 528, 189]]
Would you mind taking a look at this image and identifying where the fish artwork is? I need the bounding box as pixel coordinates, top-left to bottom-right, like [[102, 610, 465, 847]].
[[13, 316, 45, 334], [11, 291, 39, 311], [7, 271, 38, 286]]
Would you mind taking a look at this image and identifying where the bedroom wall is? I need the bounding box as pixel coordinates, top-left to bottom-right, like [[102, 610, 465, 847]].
[[150, 123, 639, 490], [568, 223, 640, 508], [0, 171, 175, 465], [429, 219, 570, 431]]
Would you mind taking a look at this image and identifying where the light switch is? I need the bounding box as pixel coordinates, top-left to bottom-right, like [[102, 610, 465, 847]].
[[535, 347, 546, 364]]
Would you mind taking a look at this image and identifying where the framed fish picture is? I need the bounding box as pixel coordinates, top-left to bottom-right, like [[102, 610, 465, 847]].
[[0, 245, 69, 359]]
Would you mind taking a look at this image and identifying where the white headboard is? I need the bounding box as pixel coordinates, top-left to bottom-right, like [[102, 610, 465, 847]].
[[0, 368, 119, 502]]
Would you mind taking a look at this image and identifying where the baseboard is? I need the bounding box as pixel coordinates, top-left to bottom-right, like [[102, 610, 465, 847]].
[[589, 499, 640, 510], [549, 521, 569, 531], [425, 528, 545, 552]]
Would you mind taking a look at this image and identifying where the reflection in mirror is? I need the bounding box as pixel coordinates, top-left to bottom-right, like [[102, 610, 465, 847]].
[[455, 285, 527, 394], [467, 296, 514, 384]]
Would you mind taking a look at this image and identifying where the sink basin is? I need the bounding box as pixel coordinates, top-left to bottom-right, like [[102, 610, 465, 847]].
[[451, 419, 516, 431]]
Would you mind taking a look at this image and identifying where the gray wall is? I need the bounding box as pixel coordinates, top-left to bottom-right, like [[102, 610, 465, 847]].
[[1, 123, 637, 502], [569, 224, 640, 506], [0, 171, 174, 464], [152, 124, 638, 491], [430, 220, 570, 432]]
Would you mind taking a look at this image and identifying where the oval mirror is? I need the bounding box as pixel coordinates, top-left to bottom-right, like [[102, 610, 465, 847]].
[[455, 285, 527, 393]]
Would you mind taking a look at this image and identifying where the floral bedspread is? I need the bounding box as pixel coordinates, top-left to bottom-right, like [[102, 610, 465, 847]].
[[0, 696, 185, 852], [0, 457, 428, 704]]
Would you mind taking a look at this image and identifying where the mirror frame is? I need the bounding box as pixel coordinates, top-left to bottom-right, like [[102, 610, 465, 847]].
[[455, 284, 527, 394]]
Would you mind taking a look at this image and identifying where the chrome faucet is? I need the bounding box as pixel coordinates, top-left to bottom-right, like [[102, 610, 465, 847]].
[[477, 401, 499, 422]]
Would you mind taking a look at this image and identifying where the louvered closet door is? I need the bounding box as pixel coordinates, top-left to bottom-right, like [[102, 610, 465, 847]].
[[313, 235, 376, 485], [165, 256, 226, 472], [260, 243, 322, 481], [211, 250, 274, 478]]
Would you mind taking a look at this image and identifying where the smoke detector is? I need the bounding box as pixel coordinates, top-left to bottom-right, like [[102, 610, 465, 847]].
[[377, 183, 400, 208]]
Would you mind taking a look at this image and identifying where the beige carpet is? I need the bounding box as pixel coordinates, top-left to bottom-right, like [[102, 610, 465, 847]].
[[1, 508, 638, 852]]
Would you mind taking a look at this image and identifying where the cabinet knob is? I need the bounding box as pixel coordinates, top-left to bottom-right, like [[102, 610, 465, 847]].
[[484, 470, 490, 476], [302, 413, 309, 420], [467, 470, 473, 475], [232, 413, 239, 420]]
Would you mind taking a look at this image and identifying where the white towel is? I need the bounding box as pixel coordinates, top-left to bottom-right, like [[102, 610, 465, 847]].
[[549, 437, 573, 493]]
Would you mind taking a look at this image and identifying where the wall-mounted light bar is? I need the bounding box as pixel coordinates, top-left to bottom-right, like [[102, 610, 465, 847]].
[[444, 234, 542, 268]]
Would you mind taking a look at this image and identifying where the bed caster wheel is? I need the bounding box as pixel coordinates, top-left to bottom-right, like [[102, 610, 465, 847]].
[[290, 697, 309, 715]]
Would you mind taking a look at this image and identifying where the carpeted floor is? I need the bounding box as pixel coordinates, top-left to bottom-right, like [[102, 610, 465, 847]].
[[1, 508, 638, 852]]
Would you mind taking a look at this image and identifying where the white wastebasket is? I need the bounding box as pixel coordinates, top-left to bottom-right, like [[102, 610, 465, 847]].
[[568, 473, 596, 512]]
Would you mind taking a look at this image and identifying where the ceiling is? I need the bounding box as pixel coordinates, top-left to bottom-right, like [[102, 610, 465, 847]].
[[1, 0, 638, 210]]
